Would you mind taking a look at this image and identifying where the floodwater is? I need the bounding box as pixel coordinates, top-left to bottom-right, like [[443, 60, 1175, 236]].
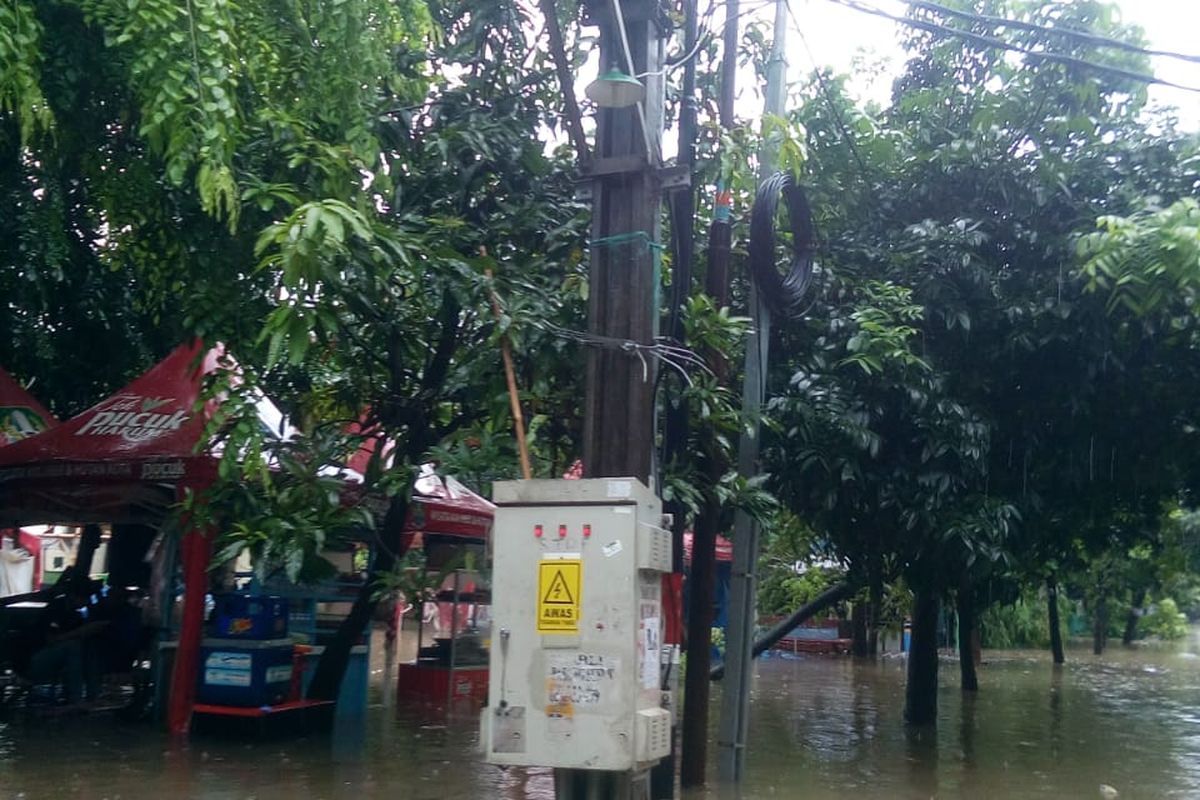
[[4, 636, 1200, 799]]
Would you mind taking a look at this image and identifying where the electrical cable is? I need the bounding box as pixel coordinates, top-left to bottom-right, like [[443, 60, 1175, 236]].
[[748, 171, 817, 319], [789, 7, 872, 188], [823, 0, 1200, 94], [652, 0, 775, 75], [905, 0, 1200, 66]]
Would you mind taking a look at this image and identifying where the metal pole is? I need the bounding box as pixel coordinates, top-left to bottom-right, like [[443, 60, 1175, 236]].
[[446, 569, 460, 710], [716, 0, 787, 780]]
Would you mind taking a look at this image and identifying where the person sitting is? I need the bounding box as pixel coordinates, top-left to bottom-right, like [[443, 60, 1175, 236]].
[[14, 571, 109, 705]]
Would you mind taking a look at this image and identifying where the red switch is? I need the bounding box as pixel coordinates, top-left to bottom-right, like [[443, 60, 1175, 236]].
[[583, 524, 592, 538], [534, 524, 543, 538], [558, 524, 567, 538]]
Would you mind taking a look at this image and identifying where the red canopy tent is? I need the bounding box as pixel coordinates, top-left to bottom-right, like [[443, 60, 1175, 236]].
[[0, 366, 56, 447], [0, 365, 60, 589], [0, 341, 493, 732], [344, 425, 493, 544]]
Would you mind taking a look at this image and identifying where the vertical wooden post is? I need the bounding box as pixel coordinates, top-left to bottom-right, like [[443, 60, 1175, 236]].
[[581, 0, 664, 484], [569, 0, 665, 796]]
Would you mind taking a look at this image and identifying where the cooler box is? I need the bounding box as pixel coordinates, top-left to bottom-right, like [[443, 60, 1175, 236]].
[[198, 638, 294, 707], [212, 594, 289, 639]]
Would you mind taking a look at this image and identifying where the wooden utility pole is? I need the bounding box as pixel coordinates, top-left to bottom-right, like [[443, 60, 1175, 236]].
[[568, 0, 666, 797], [581, 0, 666, 485]]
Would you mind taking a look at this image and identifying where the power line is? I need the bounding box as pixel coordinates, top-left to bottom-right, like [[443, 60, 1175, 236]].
[[906, 0, 1200, 66], [790, 14, 872, 184], [823, 0, 1200, 94]]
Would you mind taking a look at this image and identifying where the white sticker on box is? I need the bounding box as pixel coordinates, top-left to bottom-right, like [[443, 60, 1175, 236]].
[[606, 480, 632, 498], [265, 665, 293, 684], [205, 652, 252, 670], [205, 668, 252, 687], [602, 540, 623, 558]]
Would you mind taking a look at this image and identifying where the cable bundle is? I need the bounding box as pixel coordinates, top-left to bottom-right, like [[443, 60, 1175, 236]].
[[748, 171, 816, 319]]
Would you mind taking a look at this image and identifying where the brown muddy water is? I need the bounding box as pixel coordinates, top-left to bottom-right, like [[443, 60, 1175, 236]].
[[3, 638, 1200, 800]]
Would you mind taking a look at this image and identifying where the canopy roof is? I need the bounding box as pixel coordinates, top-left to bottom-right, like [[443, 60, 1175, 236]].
[[341, 421, 493, 541], [405, 465, 494, 541], [0, 341, 225, 523], [0, 366, 57, 446]]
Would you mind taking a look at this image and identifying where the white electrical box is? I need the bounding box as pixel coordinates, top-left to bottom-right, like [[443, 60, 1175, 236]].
[[482, 478, 672, 771]]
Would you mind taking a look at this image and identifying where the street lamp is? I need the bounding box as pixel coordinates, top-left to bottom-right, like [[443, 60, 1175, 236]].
[[585, 66, 645, 108]]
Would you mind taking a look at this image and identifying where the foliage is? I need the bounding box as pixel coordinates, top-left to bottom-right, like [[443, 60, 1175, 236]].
[[980, 586, 1069, 649], [1139, 597, 1189, 640], [1080, 198, 1200, 316], [758, 565, 845, 619]]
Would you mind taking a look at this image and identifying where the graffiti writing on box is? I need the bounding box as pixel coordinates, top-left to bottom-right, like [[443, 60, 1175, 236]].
[[545, 653, 618, 707]]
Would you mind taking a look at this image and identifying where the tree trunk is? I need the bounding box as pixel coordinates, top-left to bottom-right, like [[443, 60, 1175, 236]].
[[680, 492, 719, 787], [1047, 576, 1065, 665], [1122, 587, 1147, 646], [679, 206, 732, 789], [904, 588, 940, 726], [852, 599, 869, 657], [867, 566, 883, 657], [307, 491, 411, 701], [1092, 592, 1108, 656], [710, 581, 855, 680], [956, 579, 978, 692]]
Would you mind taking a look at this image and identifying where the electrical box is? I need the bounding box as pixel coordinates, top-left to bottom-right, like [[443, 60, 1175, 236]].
[[482, 478, 672, 771]]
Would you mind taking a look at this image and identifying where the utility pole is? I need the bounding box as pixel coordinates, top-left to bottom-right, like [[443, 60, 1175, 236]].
[[572, 0, 667, 796], [715, 0, 788, 782], [581, 0, 666, 484]]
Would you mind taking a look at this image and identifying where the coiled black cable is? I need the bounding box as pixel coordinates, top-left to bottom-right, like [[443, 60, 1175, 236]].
[[748, 171, 816, 318]]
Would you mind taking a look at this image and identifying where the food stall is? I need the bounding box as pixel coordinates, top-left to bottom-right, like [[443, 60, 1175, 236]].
[[394, 471, 494, 709]]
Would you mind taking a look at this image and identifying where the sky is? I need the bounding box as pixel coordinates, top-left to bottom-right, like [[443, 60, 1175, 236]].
[[785, 0, 1200, 128]]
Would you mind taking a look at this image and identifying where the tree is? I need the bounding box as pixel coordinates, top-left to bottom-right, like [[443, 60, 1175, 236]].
[[764, 0, 1199, 724], [0, 0, 592, 701]]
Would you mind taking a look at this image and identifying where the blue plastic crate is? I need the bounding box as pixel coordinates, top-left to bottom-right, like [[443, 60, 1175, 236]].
[[211, 594, 289, 640], [198, 638, 294, 707]]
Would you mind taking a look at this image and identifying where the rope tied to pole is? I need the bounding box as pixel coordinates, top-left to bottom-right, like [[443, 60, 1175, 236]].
[[588, 230, 666, 251]]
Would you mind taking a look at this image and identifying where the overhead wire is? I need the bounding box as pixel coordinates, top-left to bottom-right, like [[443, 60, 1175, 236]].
[[787, 0, 872, 188], [904, 0, 1200, 66], [822, 0, 1200, 94]]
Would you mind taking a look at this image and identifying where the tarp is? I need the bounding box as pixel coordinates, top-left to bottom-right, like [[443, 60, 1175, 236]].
[[0, 537, 35, 597], [0, 366, 57, 445]]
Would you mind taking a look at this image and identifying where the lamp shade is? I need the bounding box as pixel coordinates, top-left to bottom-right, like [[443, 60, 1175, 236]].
[[585, 68, 646, 108]]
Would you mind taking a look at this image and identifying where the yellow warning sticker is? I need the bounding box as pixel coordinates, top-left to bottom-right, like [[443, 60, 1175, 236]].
[[537, 559, 582, 634]]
